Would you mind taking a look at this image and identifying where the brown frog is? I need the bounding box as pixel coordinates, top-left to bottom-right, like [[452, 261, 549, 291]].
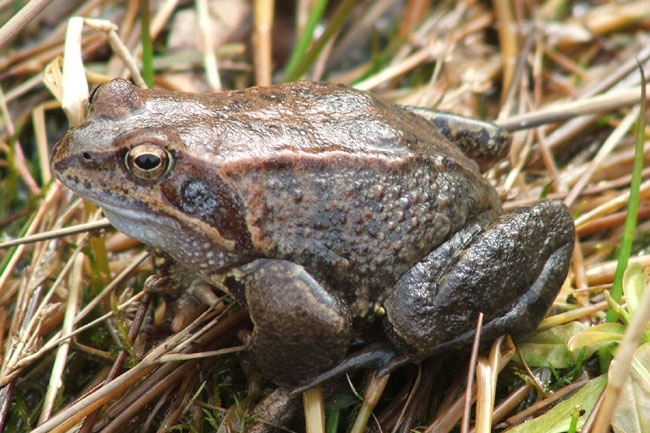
[[51, 79, 574, 388]]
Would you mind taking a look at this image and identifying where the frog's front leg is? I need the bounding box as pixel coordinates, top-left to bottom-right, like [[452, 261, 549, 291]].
[[383, 199, 574, 360], [233, 259, 352, 387]]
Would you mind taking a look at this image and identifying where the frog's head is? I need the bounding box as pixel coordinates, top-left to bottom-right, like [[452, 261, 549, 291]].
[[51, 79, 254, 275]]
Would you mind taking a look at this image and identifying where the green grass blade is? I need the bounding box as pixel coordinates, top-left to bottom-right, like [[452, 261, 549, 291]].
[[283, 0, 358, 82], [282, 0, 329, 82], [607, 65, 647, 321]]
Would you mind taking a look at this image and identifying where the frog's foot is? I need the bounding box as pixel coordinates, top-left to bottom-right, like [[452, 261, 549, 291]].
[[238, 259, 352, 387], [383, 199, 574, 359], [289, 343, 398, 396], [405, 107, 510, 170]]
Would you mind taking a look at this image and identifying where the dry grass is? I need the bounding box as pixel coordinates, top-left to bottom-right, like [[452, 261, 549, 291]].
[[1, 0, 650, 432]]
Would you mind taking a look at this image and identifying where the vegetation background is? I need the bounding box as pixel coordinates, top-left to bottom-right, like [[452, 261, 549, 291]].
[[1, 0, 650, 432]]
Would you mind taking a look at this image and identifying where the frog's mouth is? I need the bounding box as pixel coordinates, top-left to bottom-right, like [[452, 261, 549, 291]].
[[101, 200, 243, 275], [53, 165, 176, 234], [95, 200, 181, 245]]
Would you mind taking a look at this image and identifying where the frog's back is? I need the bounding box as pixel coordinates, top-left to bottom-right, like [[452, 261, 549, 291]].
[[168, 81, 478, 165], [200, 82, 503, 302]]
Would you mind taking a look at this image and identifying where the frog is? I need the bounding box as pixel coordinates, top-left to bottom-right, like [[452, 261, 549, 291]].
[[51, 79, 574, 388]]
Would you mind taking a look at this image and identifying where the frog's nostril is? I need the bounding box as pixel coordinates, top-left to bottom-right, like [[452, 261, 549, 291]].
[[82, 152, 91, 161]]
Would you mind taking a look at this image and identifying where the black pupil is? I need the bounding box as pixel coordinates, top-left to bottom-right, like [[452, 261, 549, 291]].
[[135, 154, 161, 170]]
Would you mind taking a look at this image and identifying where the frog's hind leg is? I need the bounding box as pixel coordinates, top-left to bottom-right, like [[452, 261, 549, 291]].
[[235, 259, 352, 387], [383, 199, 574, 361], [405, 107, 510, 170]]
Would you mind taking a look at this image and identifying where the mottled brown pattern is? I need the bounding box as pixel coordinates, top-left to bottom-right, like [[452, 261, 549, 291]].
[[224, 152, 501, 317]]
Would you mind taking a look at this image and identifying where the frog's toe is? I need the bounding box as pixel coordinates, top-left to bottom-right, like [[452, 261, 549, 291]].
[[406, 106, 510, 170], [289, 343, 398, 396], [383, 198, 574, 359]]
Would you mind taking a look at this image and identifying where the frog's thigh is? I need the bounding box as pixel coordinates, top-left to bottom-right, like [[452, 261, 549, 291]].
[[384, 199, 574, 358], [240, 259, 352, 387]]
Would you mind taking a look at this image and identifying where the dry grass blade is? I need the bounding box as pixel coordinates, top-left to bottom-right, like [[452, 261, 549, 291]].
[[252, 0, 274, 86], [85, 18, 147, 88], [0, 219, 111, 249], [474, 357, 492, 433], [354, 46, 434, 91], [503, 374, 589, 428], [425, 342, 514, 433], [32, 308, 247, 433], [574, 179, 650, 230], [0, 0, 53, 51], [462, 313, 483, 433], [38, 252, 83, 423], [565, 105, 640, 206], [0, 85, 40, 195], [61, 17, 88, 126], [1, 236, 88, 386], [196, 0, 221, 90], [497, 84, 650, 132], [492, 0, 516, 101], [350, 371, 390, 433], [303, 385, 325, 433]]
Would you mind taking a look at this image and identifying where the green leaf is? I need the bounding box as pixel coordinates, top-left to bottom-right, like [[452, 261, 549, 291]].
[[568, 322, 626, 354], [507, 375, 606, 433], [622, 263, 649, 321], [516, 322, 588, 368], [604, 290, 630, 325], [611, 343, 650, 433]]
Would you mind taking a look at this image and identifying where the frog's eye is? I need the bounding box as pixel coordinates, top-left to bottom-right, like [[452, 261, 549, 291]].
[[125, 144, 172, 181]]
